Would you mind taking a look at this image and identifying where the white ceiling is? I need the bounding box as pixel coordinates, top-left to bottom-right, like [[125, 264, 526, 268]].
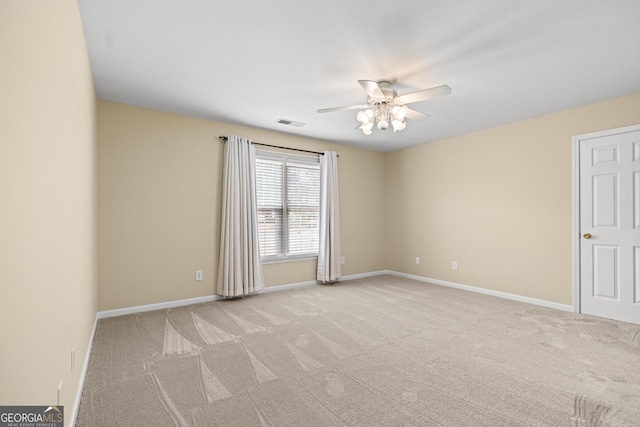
[[78, 0, 640, 152]]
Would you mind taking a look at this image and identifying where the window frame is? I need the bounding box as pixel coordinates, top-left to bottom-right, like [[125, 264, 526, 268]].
[[255, 149, 320, 264]]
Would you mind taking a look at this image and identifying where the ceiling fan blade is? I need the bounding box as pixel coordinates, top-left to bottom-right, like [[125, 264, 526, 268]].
[[358, 80, 385, 99], [404, 108, 430, 121], [317, 104, 369, 113], [396, 85, 451, 104]]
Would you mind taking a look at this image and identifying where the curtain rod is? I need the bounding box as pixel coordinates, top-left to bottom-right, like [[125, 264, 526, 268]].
[[218, 136, 338, 157]]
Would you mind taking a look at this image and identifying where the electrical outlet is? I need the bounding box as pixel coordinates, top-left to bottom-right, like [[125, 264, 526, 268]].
[[195, 270, 203, 281], [416, 257, 420, 264], [452, 261, 458, 270], [340, 256, 345, 265], [57, 381, 63, 406], [71, 347, 75, 373]]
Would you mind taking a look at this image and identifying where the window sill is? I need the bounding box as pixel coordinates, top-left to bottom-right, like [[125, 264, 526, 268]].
[[261, 255, 318, 265]]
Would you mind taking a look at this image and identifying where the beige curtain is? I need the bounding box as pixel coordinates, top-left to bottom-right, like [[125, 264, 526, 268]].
[[317, 151, 341, 282], [217, 135, 265, 297]]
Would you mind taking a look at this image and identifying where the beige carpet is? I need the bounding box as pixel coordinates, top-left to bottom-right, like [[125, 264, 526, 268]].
[[76, 275, 640, 426]]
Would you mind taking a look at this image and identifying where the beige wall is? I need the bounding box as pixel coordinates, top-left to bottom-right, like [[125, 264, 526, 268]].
[[386, 92, 640, 305], [98, 101, 387, 311], [0, 1, 97, 423]]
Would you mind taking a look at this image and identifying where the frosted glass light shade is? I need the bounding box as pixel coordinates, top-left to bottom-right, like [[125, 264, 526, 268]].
[[392, 119, 406, 132]]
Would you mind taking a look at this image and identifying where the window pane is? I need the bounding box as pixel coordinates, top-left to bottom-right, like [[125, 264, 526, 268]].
[[287, 163, 319, 208], [288, 209, 319, 254], [257, 208, 282, 257], [256, 159, 284, 257], [256, 159, 283, 209], [287, 162, 319, 255]]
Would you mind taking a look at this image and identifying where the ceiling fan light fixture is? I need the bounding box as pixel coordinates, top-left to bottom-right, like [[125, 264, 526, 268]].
[[319, 80, 451, 136], [357, 109, 374, 125], [356, 104, 404, 135], [392, 105, 408, 121], [359, 122, 374, 135], [377, 119, 389, 130], [391, 119, 406, 132]]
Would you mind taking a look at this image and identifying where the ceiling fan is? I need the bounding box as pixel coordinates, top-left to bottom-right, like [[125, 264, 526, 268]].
[[318, 80, 451, 135]]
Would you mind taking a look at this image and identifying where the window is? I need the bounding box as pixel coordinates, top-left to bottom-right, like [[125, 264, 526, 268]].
[[255, 151, 320, 261]]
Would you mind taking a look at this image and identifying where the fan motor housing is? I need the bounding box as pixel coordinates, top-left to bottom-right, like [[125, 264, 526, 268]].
[[377, 81, 397, 99]]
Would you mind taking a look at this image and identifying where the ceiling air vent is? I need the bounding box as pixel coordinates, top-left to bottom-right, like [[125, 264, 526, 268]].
[[276, 118, 305, 128]]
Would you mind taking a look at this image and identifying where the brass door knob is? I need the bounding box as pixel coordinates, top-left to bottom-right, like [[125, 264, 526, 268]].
[[583, 233, 592, 239]]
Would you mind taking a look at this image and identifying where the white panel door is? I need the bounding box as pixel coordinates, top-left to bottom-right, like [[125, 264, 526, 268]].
[[579, 128, 640, 325]]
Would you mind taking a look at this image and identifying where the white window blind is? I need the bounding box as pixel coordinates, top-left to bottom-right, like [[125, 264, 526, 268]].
[[255, 159, 283, 257], [255, 151, 319, 260]]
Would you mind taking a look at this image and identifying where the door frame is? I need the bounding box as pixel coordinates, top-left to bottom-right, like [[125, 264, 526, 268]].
[[572, 123, 640, 315]]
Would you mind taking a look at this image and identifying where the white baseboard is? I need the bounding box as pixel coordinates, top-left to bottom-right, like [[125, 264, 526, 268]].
[[96, 269, 572, 320], [386, 270, 574, 312], [261, 270, 390, 292], [96, 270, 392, 319], [69, 315, 98, 427], [95, 283, 318, 319], [341, 270, 389, 281], [97, 294, 224, 319]]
